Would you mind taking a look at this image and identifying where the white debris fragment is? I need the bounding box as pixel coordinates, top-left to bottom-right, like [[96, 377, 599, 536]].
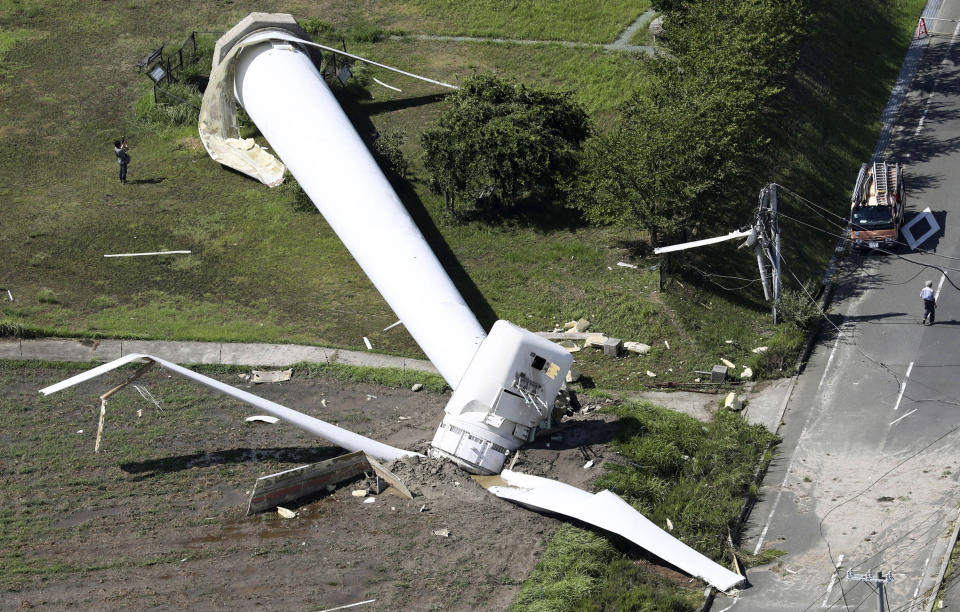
[[411, 383, 424, 392], [352, 489, 368, 497], [574, 318, 591, 332], [694, 377, 701, 383], [666, 518, 674, 531], [137, 409, 142, 418], [752, 346, 768, 354], [740, 367, 753, 379], [725, 340, 734, 344], [419, 505, 427, 513], [558, 340, 581, 353], [363, 497, 376, 504], [583, 460, 595, 469], [373, 77, 402, 92], [724, 392, 737, 409], [433, 528, 450, 537], [245, 415, 279, 424], [251, 369, 292, 384], [721, 358, 736, 369], [607, 266, 613, 270], [76, 429, 83, 434], [584, 334, 608, 348], [398, 416, 411, 421], [565, 367, 582, 383], [664, 340, 670, 350], [624, 342, 651, 355], [277, 506, 296, 519], [617, 261, 638, 269], [646, 371, 657, 377], [321, 398, 327, 407], [563, 320, 577, 330], [363, 336, 372, 350]]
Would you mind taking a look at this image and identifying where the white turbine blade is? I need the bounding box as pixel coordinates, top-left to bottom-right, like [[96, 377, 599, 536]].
[[39, 354, 421, 462], [479, 470, 744, 592]]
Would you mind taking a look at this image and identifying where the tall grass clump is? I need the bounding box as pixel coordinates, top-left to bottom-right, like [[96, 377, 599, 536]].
[[514, 401, 776, 610], [134, 82, 201, 127]]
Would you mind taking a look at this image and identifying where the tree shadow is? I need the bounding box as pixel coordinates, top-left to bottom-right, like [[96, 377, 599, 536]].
[[362, 92, 451, 115], [526, 417, 623, 450], [120, 445, 343, 478], [127, 177, 166, 185]]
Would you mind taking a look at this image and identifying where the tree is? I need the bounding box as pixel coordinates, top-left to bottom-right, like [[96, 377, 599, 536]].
[[573, 0, 807, 246], [421, 74, 590, 215]]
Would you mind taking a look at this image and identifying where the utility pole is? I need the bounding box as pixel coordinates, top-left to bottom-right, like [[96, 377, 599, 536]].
[[845, 569, 893, 612], [753, 184, 782, 324]]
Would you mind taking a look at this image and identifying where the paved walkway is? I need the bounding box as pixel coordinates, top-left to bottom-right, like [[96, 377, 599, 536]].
[[0, 337, 439, 374]]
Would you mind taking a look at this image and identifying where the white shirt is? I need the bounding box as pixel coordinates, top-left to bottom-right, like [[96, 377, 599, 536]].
[[921, 286, 935, 301]]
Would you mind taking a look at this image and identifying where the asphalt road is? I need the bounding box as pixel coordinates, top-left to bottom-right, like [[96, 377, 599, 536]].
[[724, 3, 960, 611]]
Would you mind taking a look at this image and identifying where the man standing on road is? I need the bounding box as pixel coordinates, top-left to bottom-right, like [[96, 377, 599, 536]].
[[921, 280, 936, 324]]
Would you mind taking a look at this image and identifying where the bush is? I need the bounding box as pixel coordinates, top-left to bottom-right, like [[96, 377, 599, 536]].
[[134, 82, 201, 127], [37, 288, 58, 304], [300, 18, 334, 37], [748, 324, 806, 378], [373, 131, 409, 179], [0, 319, 25, 338], [777, 279, 822, 332]]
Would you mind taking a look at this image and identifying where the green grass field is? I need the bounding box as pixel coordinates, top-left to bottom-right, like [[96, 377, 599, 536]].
[[0, 0, 926, 394]]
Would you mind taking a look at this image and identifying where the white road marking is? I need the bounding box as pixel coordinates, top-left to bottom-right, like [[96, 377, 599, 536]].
[[910, 550, 935, 611], [915, 21, 960, 136], [821, 555, 844, 608], [936, 272, 947, 300], [894, 362, 914, 411], [752, 320, 848, 556], [890, 408, 918, 426]]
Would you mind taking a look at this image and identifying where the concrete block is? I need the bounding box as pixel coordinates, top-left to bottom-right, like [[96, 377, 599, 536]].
[[602, 337, 622, 357], [711, 365, 728, 383]]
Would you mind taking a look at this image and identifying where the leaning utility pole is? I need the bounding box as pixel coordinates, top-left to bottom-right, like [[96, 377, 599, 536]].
[[652, 183, 782, 324], [753, 185, 782, 323], [845, 569, 893, 612]]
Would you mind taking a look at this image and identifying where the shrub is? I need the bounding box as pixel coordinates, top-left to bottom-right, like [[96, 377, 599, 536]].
[[37, 288, 58, 304], [373, 131, 409, 179], [300, 18, 334, 37]]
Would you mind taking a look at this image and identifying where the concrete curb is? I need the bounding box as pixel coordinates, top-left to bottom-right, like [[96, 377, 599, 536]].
[[926, 506, 960, 612]]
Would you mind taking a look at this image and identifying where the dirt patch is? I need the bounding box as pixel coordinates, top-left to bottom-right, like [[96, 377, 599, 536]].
[[0, 366, 621, 611]]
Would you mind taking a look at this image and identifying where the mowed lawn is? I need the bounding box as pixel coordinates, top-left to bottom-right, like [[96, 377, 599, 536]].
[[0, 0, 924, 389]]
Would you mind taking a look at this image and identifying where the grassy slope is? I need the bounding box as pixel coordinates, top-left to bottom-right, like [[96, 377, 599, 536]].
[[0, 0, 925, 394]]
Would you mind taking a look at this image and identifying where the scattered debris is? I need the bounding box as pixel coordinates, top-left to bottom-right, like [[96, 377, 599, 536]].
[[664, 340, 670, 350], [433, 528, 450, 537], [666, 518, 674, 531], [238, 373, 251, 381], [411, 383, 423, 392], [398, 416, 410, 421], [419, 505, 426, 513], [320, 398, 327, 407], [573, 318, 591, 333], [616, 261, 638, 269], [245, 415, 280, 424], [563, 320, 577, 331], [602, 337, 622, 357], [366, 394, 377, 400], [624, 342, 651, 355], [565, 367, 582, 383], [721, 358, 736, 369], [352, 489, 368, 497], [136, 409, 142, 418], [752, 346, 768, 354], [583, 460, 594, 469], [103, 250, 191, 258], [363, 497, 376, 504], [584, 334, 608, 348], [362, 336, 372, 350], [76, 429, 83, 434], [558, 339, 581, 353], [317, 598, 377, 612], [276, 506, 296, 519], [383, 320, 403, 332], [373, 77, 401, 92], [740, 367, 753, 379], [251, 369, 292, 384], [725, 340, 734, 344], [0, 288, 12, 301], [723, 392, 737, 409], [646, 371, 657, 377]]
